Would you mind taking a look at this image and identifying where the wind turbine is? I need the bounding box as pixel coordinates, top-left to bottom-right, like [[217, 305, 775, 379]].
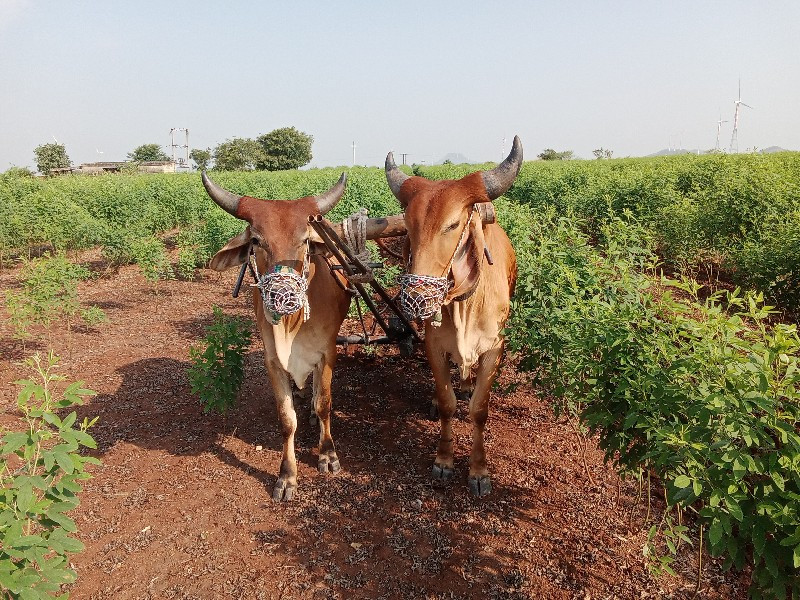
[[729, 79, 753, 154], [715, 113, 728, 151]]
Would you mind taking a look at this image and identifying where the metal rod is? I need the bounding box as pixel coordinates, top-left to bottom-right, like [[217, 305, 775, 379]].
[[308, 217, 393, 336], [337, 335, 393, 345], [312, 217, 420, 342], [330, 262, 383, 271], [314, 217, 374, 275], [232, 261, 248, 298], [367, 282, 421, 342]]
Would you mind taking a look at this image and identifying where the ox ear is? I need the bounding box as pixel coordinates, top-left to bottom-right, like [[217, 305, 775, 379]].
[[209, 227, 253, 271], [449, 220, 483, 301]]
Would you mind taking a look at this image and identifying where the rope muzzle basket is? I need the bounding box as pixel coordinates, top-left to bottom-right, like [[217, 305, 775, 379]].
[[397, 274, 453, 324], [250, 243, 311, 325]]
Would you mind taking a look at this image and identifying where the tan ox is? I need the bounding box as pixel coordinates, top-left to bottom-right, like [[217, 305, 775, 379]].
[[385, 137, 522, 497], [202, 172, 351, 501]]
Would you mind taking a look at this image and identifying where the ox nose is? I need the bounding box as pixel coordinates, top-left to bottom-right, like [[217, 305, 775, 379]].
[[398, 274, 453, 321]]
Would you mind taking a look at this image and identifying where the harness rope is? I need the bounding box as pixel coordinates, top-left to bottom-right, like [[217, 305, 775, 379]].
[[341, 207, 373, 284]]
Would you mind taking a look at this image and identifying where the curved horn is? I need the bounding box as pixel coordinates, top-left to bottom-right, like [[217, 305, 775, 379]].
[[385, 152, 410, 201], [314, 172, 347, 215], [481, 135, 523, 200], [202, 171, 241, 216]]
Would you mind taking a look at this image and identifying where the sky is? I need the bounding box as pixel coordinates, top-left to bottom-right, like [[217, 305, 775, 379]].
[[1, 1, 799, 172]]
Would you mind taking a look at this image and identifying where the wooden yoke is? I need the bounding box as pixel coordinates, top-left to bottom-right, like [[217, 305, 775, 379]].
[[309, 214, 405, 243], [310, 203, 495, 244]]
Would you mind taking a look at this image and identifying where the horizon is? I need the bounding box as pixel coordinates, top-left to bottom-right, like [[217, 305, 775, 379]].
[[2, 1, 798, 171]]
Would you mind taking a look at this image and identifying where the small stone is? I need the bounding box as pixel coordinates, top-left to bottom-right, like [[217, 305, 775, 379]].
[[411, 499, 423, 510], [255, 445, 263, 451], [350, 542, 362, 549]]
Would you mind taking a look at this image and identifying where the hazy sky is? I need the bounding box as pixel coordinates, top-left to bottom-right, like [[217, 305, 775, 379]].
[[2, 1, 798, 171]]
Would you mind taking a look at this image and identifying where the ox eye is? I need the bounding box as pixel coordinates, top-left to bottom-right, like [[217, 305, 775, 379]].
[[443, 221, 460, 233]]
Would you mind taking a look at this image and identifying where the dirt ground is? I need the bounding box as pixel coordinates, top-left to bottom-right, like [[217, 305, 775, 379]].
[[0, 255, 750, 600]]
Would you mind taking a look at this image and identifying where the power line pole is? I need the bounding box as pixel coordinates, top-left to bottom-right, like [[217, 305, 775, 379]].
[[170, 128, 189, 169], [351, 141, 356, 166], [400, 153, 409, 165]]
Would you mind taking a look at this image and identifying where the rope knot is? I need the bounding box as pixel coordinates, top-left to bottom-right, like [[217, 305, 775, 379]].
[[342, 207, 373, 284]]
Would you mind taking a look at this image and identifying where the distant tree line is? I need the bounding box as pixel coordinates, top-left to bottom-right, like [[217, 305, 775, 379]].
[[537, 148, 574, 161], [26, 126, 314, 175], [207, 127, 313, 171]]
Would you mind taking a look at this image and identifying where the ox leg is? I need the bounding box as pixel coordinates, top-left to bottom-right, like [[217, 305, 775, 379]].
[[459, 364, 475, 401], [292, 375, 316, 426], [267, 362, 298, 502], [428, 345, 456, 482], [314, 350, 341, 474], [467, 344, 503, 498]]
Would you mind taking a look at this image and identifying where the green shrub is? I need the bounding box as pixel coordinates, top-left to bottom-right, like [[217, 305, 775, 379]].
[[188, 307, 252, 415], [130, 238, 173, 283], [175, 209, 243, 278], [4, 254, 106, 340], [0, 351, 100, 597], [505, 205, 800, 598]]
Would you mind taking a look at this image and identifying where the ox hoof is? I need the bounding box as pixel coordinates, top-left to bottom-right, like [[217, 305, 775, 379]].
[[272, 478, 297, 502], [429, 403, 439, 420], [318, 454, 341, 474], [468, 475, 492, 498], [431, 463, 454, 482]]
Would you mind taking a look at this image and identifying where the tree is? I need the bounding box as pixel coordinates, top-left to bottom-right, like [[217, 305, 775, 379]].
[[190, 148, 212, 171], [3, 166, 34, 178], [127, 144, 170, 162], [33, 143, 71, 175], [212, 138, 264, 171], [592, 148, 613, 159], [256, 127, 313, 171], [537, 148, 573, 161]]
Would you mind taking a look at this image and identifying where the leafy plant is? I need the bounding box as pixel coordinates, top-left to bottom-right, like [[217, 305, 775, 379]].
[[212, 138, 264, 172], [189, 148, 212, 171], [129, 238, 173, 283], [188, 306, 252, 414], [4, 254, 106, 340], [32, 144, 71, 176], [0, 351, 100, 598], [504, 203, 800, 598], [126, 143, 169, 163], [255, 127, 313, 171]]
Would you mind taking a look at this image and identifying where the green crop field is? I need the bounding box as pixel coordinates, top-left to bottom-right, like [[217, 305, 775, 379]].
[[2, 157, 799, 597], [420, 152, 800, 316]]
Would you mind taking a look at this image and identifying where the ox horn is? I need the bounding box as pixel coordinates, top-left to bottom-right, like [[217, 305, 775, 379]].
[[202, 171, 242, 216], [481, 135, 523, 200], [314, 172, 348, 215], [385, 152, 410, 202]]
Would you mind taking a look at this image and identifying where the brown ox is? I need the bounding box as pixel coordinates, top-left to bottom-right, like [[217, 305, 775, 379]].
[[202, 172, 351, 501], [385, 137, 522, 497]]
